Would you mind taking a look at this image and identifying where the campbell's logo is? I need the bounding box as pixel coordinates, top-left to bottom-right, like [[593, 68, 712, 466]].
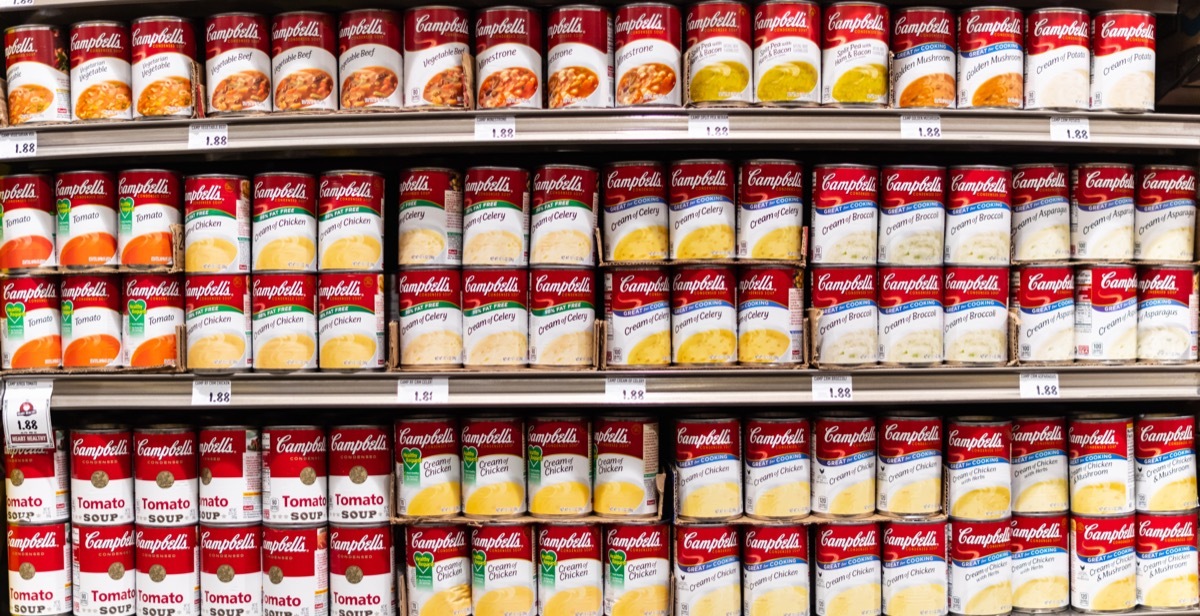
[[1141, 172, 1196, 193], [199, 436, 235, 455], [815, 272, 874, 294], [548, 16, 584, 37], [329, 431, 388, 455], [137, 438, 195, 460], [0, 181, 39, 202], [945, 273, 1000, 293], [672, 168, 727, 190], [62, 280, 109, 300], [119, 177, 171, 197], [955, 526, 1008, 547], [5, 37, 36, 57], [682, 530, 738, 552], [1100, 19, 1155, 41], [465, 175, 512, 194], [462, 427, 515, 446], [73, 437, 129, 458], [1013, 170, 1067, 191], [1139, 424, 1194, 444], [1070, 429, 1118, 448], [539, 531, 594, 551], [615, 13, 664, 34], [883, 529, 940, 550], [882, 273, 939, 293], [8, 530, 60, 550], [4, 282, 57, 303], [319, 279, 364, 299], [340, 17, 385, 38], [409, 530, 466, 551], [886, 173, 942, 194], [745, 167, 803, 190], [476, 16, 527, 38], [1025, 272, 1073, 293], [185, 183, 225, 203], [399, 275, 453, 296], [207, 21, 260, 43], [1011, 521, 1063, 541], [964, 15, 1022, 36], [535, 274, 592, 295], [821, 529, 877, 549], [263, 535, 308, 553], [253, 278, 307, 301], [951, 174, 1007, 194], [201, 531, 256, 552], [71, 30, 124, 52], [754, 10, 809, 31], [607, 530, 662, 550], [414, 14, 469, 35], [321, 180, 375, 201], [395, 426, 456, 448], [1085, 171, 1135, 191], [607, 170, 663, 190], [883, 423, 940, 443], [822, 425, 874, 447], [826, 11, 886, 33], [595, 426, 630, 445], [1032, 17, 1089, 39], [132, 26, 186, 47], [1140, 273, 1181, 293], [85, 529, 135, 550], [472, 532, 526, 551], [1083, 522, 1135, 543], [677, 427, 732, 448], [1139, 520, 1195, 541], [528, 427, 580, 447], [57, 178, 109, 199], [255, 181, 308, 202], [738, 274, 778, 294], [400, 174, 431, 194], [687, 10, 740, 31], [136, 530, 192, 552], [746, 531, 803, 552], [749, 426, 806, 448], [949, 429, 1004, 450], [820, 173, 876, 193], [1013, 424, 1064, 443], [674, 273, 727, 293], [186, 279, 235, 300], [894, 15, 952, 36], [1099, 270, 1137, 292], [273, 20, 323, 41], [535, 174, 584, 194], [331, 531, 386, 554], [274, 434, 326, 457], [464, 275, 521, 295], [619, 274, 669, 295]]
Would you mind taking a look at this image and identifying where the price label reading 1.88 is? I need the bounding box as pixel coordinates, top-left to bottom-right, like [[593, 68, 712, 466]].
[[3, 380, 54, 449], [1049, 117, 1090, 143], [812, 375, 854, 402], [0, 131, 37, 159], [1019, 373, 1060, 399], [475, 116, 517, 141], [188, 124, 230, 150], [192, 380, 232, 405]]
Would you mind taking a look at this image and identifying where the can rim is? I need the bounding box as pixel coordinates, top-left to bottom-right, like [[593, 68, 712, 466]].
[[206, 12, 266, 19], [71, 20, 126, 28], [5, 24, 60, 32]]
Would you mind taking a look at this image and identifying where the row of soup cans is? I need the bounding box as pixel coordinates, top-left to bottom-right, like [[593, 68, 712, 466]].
[[812, 263, 1199, 366]]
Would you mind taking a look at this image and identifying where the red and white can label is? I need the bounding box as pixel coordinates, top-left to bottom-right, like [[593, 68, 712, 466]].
[[135, 525, 200, 616], [593, 417, 659, 518], [946, 420, 1012, 521], [956, 7, 1023, 109], [69, 21, 133, 122], [252, 273, 317, 372], [604, 524, 670, 614], [329, 425, 392, 523], [199, 524, 262, 616], [1069, 418, 1135, 516], [810, 164, 878, 264], [881, 520, 947, 616], [530, 164, 598, 266], [604, 268, 670, 367], [185, 274, 252, 372], [73, 523, 135, 616], [737, 266, 803, 364], [674, 525, 740, 615], [262, 525, 329, 616], [546, 5, 613, 109], [529, 268, 595, 367], [737, 159, 803, 260], [1135, 166, 1197, 262], [462, 417, 526, 518], [1011, 163, 1070, 261], [329, 525, 395, 616], [814, 522, 881, 616], [820, 2, 889, 106], [0, 174, 57, 269], [1011, 417, 1069, 513], [1070, 163, 1135, 261], [462, 167, 530, 267], [1024, 9, 1090, 111], [810, 266, 878, 365], [1016, 265, 1075, 363], [876, 417, 941, 516], [614, 3, 682, 107], [405, 525, 470, 616], [5, 428, 69, 523], [205, 13, 272, 114], [393, 418, 460, 518], [743, 524, 809, 615], [945, 166, 1011, 265], [1075, 264, 1138, 362], [684, 1, 752, 104], [402, 6, 469, 108], [271, 12, 337, 111], [877, 266, 943, 365], [1137, 265, 1199, 362], [878, 166, 945, 265], [1136, 512, 1199, 608], [118, 169, 181, 268], [317, 170, 385, 271], [471, 525, 535, 616], [812, 416, 876, 517], [318, 272, 386, 371], [474, 7, 543, 109], [1010, 513, 1069, 611], [752, 0, 819, 105], [1135, 416, 1198, 512], [6, 25, 71, 125], [891, 7, 955, 109], [2, 275, 62, 369], [671, 266, 736, 365], [185, 175, 251, 274], [943, 266, 1009, 364], [602, 161, 669, 262], [675, 417, 742, 520], [198, 426, 261, 524], [669, 159, 735, 260], [338, 9, 403, 110], [60, 274, 122, 369], [262, 425, 328, 525], [134, 428, 198, 526], [130, 17, 196, 119], [537, 524, 603, 615], [398, 268, 463, 367], [1070, 515, 1136, 612], [398, 167, 463, 266], [527, 417, 592, 517], [1090, 11, 1155, 112], [56, 170, 119, 267], [744, 417, 810, 519], [251, 172, 317, 272], [8, 521, 72, 615], [948, 519, 1012, 615], [72, 429, 133, 525]]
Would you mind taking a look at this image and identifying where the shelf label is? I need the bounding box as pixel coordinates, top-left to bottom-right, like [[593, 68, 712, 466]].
[[689, 113, 730, 138], [193, 380, 232, 405], [812, 375, 853, 401], [606, 377, 647, 403], [901, 114, 942, 139], [475, 116, 516, 140], [0, 131, 37, 158], [399, 378, 449, 404], [188, 123, 229, 149], [3, 381, 53, 449], [0, 0, 36, 8], [1049, 117, 1090, 142], [1020, 373, 1060, 398]]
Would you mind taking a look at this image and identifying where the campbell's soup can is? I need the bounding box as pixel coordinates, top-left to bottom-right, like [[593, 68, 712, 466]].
[[530, 164, 598, 266], [135, 525, 200, 616], [71, 426, 133, 525], [205, 13, 271, 115], [474, 6, 543, 109], [1024, 8, 1090, 111], [669, 159, 735, 260], [1138, 265, 1199, 363], [1070, 515, 1136, 612], [1135, 165, 1197, 262], [946, 419, 1012, 521], [338, 9, 403, 110], [329, 524, 395, 616], [69, 20, 132, 122], [943, 266, 1009, 365], [815, 521, 881, 616], [184, 174, 251, 274], [462, 417, 526, 518], [185, 274, 251, 372], [1135, 415, 1198, 512], [1075, 264, 1138, 363], [1069, 416, 1135, 516], [528, 416, 592, 517], [810, 266, 878, 366], [318, 170, 385, 271], [957, 6, 1023, 109], [117, 268, 178, 363], [881, 519, 948, 616], [744, 416, 810, 519], [262, 525, 329, 616], [6, 24, 71, 125], [252, 273, 317, 372], [199, 524, 262, 616], [402, 6, 469, 108], [134, 425, 198, 526], [9, 521, 72, 615], [945, 166, 1011, 265], [948, 519, 1012, 616], [547, 5, 614, 109], [890, 7, 955, 109], [1136, 512, 1200, 609], [813, 416, 876, 517], [73, 523, 135, 616], [394, 417, 461, 518], [605, 522, 670, 614], [271, 11, 337, 111], [675, 416, 741, 521], [252, 172, 317, 272], [198, 425, 262, 524], [753, 0, 820, 106], [262, 424, 328, 525], [0, 174, 57, 270], [1011, 163, 1071, 262], [602, 161, 669, 262], [1071, 163, 1136, 261], [118, 169, 181, 268], [738, 265, 803, 364], [463, 166, 530, 267], [398, 167, 463, 266], [878, 165, 945, 266], [1011, 416, 1069, 514], [470, 524, 536, 616], [130, 16, 196, 119], [685, 0, 752, 105], [877, 266, 943, 366], [328, 425, 391, 523], [1010, 513, 1070, 612], [462, 268, 528, 367], [744, 524, 810, 615], [537, 523, 603, 615], [674, 524, 741, 615], [60, 274, 122, 368], [56, 170, 118, 268], [405, 524, 470, 616], [1090, 11, 1155, 112], [671, 265, 736, 364], [398, 268, 463, 367], [876, 416, 941, 516], [614, 2, 682, 106], [604, 267, 670, 367], [737, 159, 803, 260], [1015, 264, 1075, 363], [810, 164, 878, 264], [821, 2, 888, 106], [594, 415, 659, 518], [529, 267, 595, 367], [5, 428, 69, 523], [318, 272, 386, 370], [2, 275, 62, 369]]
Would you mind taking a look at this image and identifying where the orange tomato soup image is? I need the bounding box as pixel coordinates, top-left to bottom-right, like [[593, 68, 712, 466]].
[[60, 232, 117, 266], [12, 335, 62, 369], [0, 235, 54, 269], [121, 231, 173, 266], [129, 334, 177, 367], [63, 334, 121, 367]]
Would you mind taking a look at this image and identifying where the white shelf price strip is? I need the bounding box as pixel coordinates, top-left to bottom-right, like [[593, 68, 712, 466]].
[[475, 116, 516, 140], [0, 131, 37, 158], [1049, 117, 1090, 142], [188, 123, 229, 149], [3, 380, 54, 449], [900, 114, 942, 139], [399, 378, 449, 404], [689, 113, 730, 138], [606, 377, 647, 403], [812, 375, 853, 401], [1020, 373, 1060, 398], [192, 380, 232, 405]]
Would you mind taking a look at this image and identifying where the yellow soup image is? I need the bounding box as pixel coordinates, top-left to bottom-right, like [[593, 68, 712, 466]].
[[831, 64, 887, 104], [690, 61, 750, 102], [757, 61, 818, 101]]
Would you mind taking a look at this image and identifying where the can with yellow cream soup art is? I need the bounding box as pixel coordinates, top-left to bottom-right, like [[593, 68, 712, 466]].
[[406, 524, 471, 616], [685, 0, 752, 105], [118, 169, 181, 268], [672, 265, 736, 365], [1011, 416, 1069, 514], [1134, 414, 1198, 513], [2, 275, 62, 369], [184, 174, 251, 274], [876, 415, 941, 517], [1071, 514, 1136, 612], [744, 524, 810, 616], [753, 0, 820, 105], [398, 268, 463, 367], [399, 167, 462, 266], [252, 272, 316, 372], [471, 523, 536, 616], [528, 415, 592, 517], [813, 415, 876, 517], [602, 161, 669, 263], [462, 268, 528, 367], [744, 415, 810, 519], [538, 523, 603, 616], [946, 418, 1012, 521], [594, 415, 660, 518], [675, 416, 742, 521], [463, 166, 530, 267], [821, 1, 889, 106], [882, 519, 948, 616], [318, 271, 385, 371], [1135, 511, 1200, 609], [529, 267, 595, 367], [531, 164, 598, 266], [60, 274, 122, 368], [605, 522, 670, 616], [395, 417, 461, 518], [948, 519, 1012, 616], [816, 521, 881, 616], [669, 159, 735, 260], [1010, 513, 1070, 612], [1069, 416, 1135, 517], [462, 416, 526, 518], [604, 267, 670, 367], [56, 170, 118, 268], [185, 273, 251, 372], [318, 170, 385, 271], [737, 159, 803, 260], [122, 273, 183, 368], [738, 266, 803, 365], [252, 172, 317, 272], [674, 524, 742, 616]]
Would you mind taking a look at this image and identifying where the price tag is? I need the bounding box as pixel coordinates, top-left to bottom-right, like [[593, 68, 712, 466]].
[[901, 114, 942, 139], [689, 113, 730, 138], [398, 378, 449, 404], [1020, 373, 1060, 398], [0, 0, 36, 8], [475, 116, 516, 140], [606, 377, 647, 403], [0, 131, 37, 158], [812, 375, 854, 402], [1049, 117, 1090, 142], [3, 381, 54, 449], [188, 123, 229, 149], [192, 380, 232, 405]]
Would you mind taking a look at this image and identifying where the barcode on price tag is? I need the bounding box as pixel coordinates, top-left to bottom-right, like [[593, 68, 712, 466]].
[[193, 380, 232, 405], [1049, 117, 1090, 142], [188, 124, 229, 149], [475, 116, 516, 140], [0, 131, 37, 158], [606, 377, 647, 403], [689, 113, 730, 138], [399, 378, 449, 404], [900, 114, 942, 139], [812, 375, 853, 401], [3, 380, 54, 449], [1020, 373, 1060, 398]]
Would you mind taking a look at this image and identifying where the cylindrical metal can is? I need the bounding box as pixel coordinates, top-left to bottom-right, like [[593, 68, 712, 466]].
[[73, 523, 135, 616], [1012, 417, 1069, 514], [118, 169, 181, 268], [205, 13, 272, 115], [1011, 513, 1070, 612], [674, 524, 740, 615], [271, 11, 337, 112], [402, 6, 469, 108], [948, 518, 1012, 615], [5, 25, 71, 125], [394, 417, 460, 518], [135, 524, 200, 615], [1134, 415, 1198, 512], [810, 164, 878, 264], [475, 6, 543, 109], [397, 268, 463, 367], [1137, 265, 1199, 363], [878, 165, 945, 265], [1069, 416, 1135, 516], [60, 274, 122, 368], [1070, 162, 1135, 261], [462, 268, 528, 367], [877, 265, 944, 366], [251, 272, 318, 372], [671, 265, 736, 364], [70, 21, 133, 122], [594, 415, 659, 518], [738, 265, 803, 364], [398, 167, 463, 266], [614, 2, 682, 106], [1070, 514, 1136, 612], [1134, 165, 1197, 262], [945, 165, 1012, 265], [199, 524, 262, 616], [1136, 511, 1200, 609], [1011, 163, 1070, 262], [1015, 264, 1075, 363], [812, 416, 876, 517], [1090, 11, 1156, 113], [820, 2, 888, 106], [134, 425, 198, 526], [529, 267, 595, 367], [131, 16, 196, 119], [471, 523, 535, 616], [9, 520, 72, 614], [685, 0, 752, 105], [463, 166, 530, 267], [329, 425, 392, 523], [252, 172, 317, 272], [261, 424, 328, 525], [890, 7, 955, 109], [737, 159, 803, 260], [262, 525, 329, 616], [957, 6, 1023, 109], [317, 271, 386, 371], [669, 159, 735, 259], [815, 521, 881, 616], [0, 174, 57, 270], [531, 164, 598, 266], [881, 519, 948, 616], [877, 415, 941, 516], [317, 170, 385, 271], [744, 416, 810, 519], [753, 0, 820, 106], [329, 524, 396, 616], [1075, 264, 1138, 363], [198, 425, 262, 524], [604, 522, 670, 614], [942, 266, 1009, 365], [744, 524, 810, 614], [184, 174, 251, 274], [2, 275, 62, 369], [602, 161, 669, 262], [946, 418, 1012, 521], [547, 5, 614, 109], [56, 170, 118, 268], [461, 416, 526, 518], [675, 416, 741, 521], [5, 427, 69, 523], [538, 523, 603, 615], [405, 524, 471, 615], [71, 425, 133, 525], [185, 274, 252, 372], [810, 265, 879, 366], [527, 415, 592, 517], [338, 9, 403, 110], [604, 267, 669, 367], [1024, 8, 1089, 111]]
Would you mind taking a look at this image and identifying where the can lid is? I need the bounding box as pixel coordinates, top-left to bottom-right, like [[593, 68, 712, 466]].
[[71, 20, 127, 28]]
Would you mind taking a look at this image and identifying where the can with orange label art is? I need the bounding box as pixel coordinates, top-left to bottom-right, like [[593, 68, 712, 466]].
[[118, 169, 180, 268], [547, 5, 613, 109], [0, 174, 57, 270], [252, 272, 317, 372], [185, 274, 251, 372], [252, 172, 317, 272], [675, 416, 742, 521], [2, 275, 62, 369], [957, 6, 1023, 109], [272, 11, 338, 112], [61, 274, 122, 368], [474, 6, 543, 109], [57, 170, 118, 268], [527, 415, 592, 517], [122, 273, 183, 368], [69, 20, 132, 122], [318, 272, 385, 371], [131, 16, 196, 119], [185, 174, 250, 274], [462, 416, 526, 518], [5, 24, 71, 125], [471, 524, 536, 616], [594, 415, 659, 518], [338, 9, 403, 110], [318, 170, 385, 271], [402, 6, 470, 109]]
